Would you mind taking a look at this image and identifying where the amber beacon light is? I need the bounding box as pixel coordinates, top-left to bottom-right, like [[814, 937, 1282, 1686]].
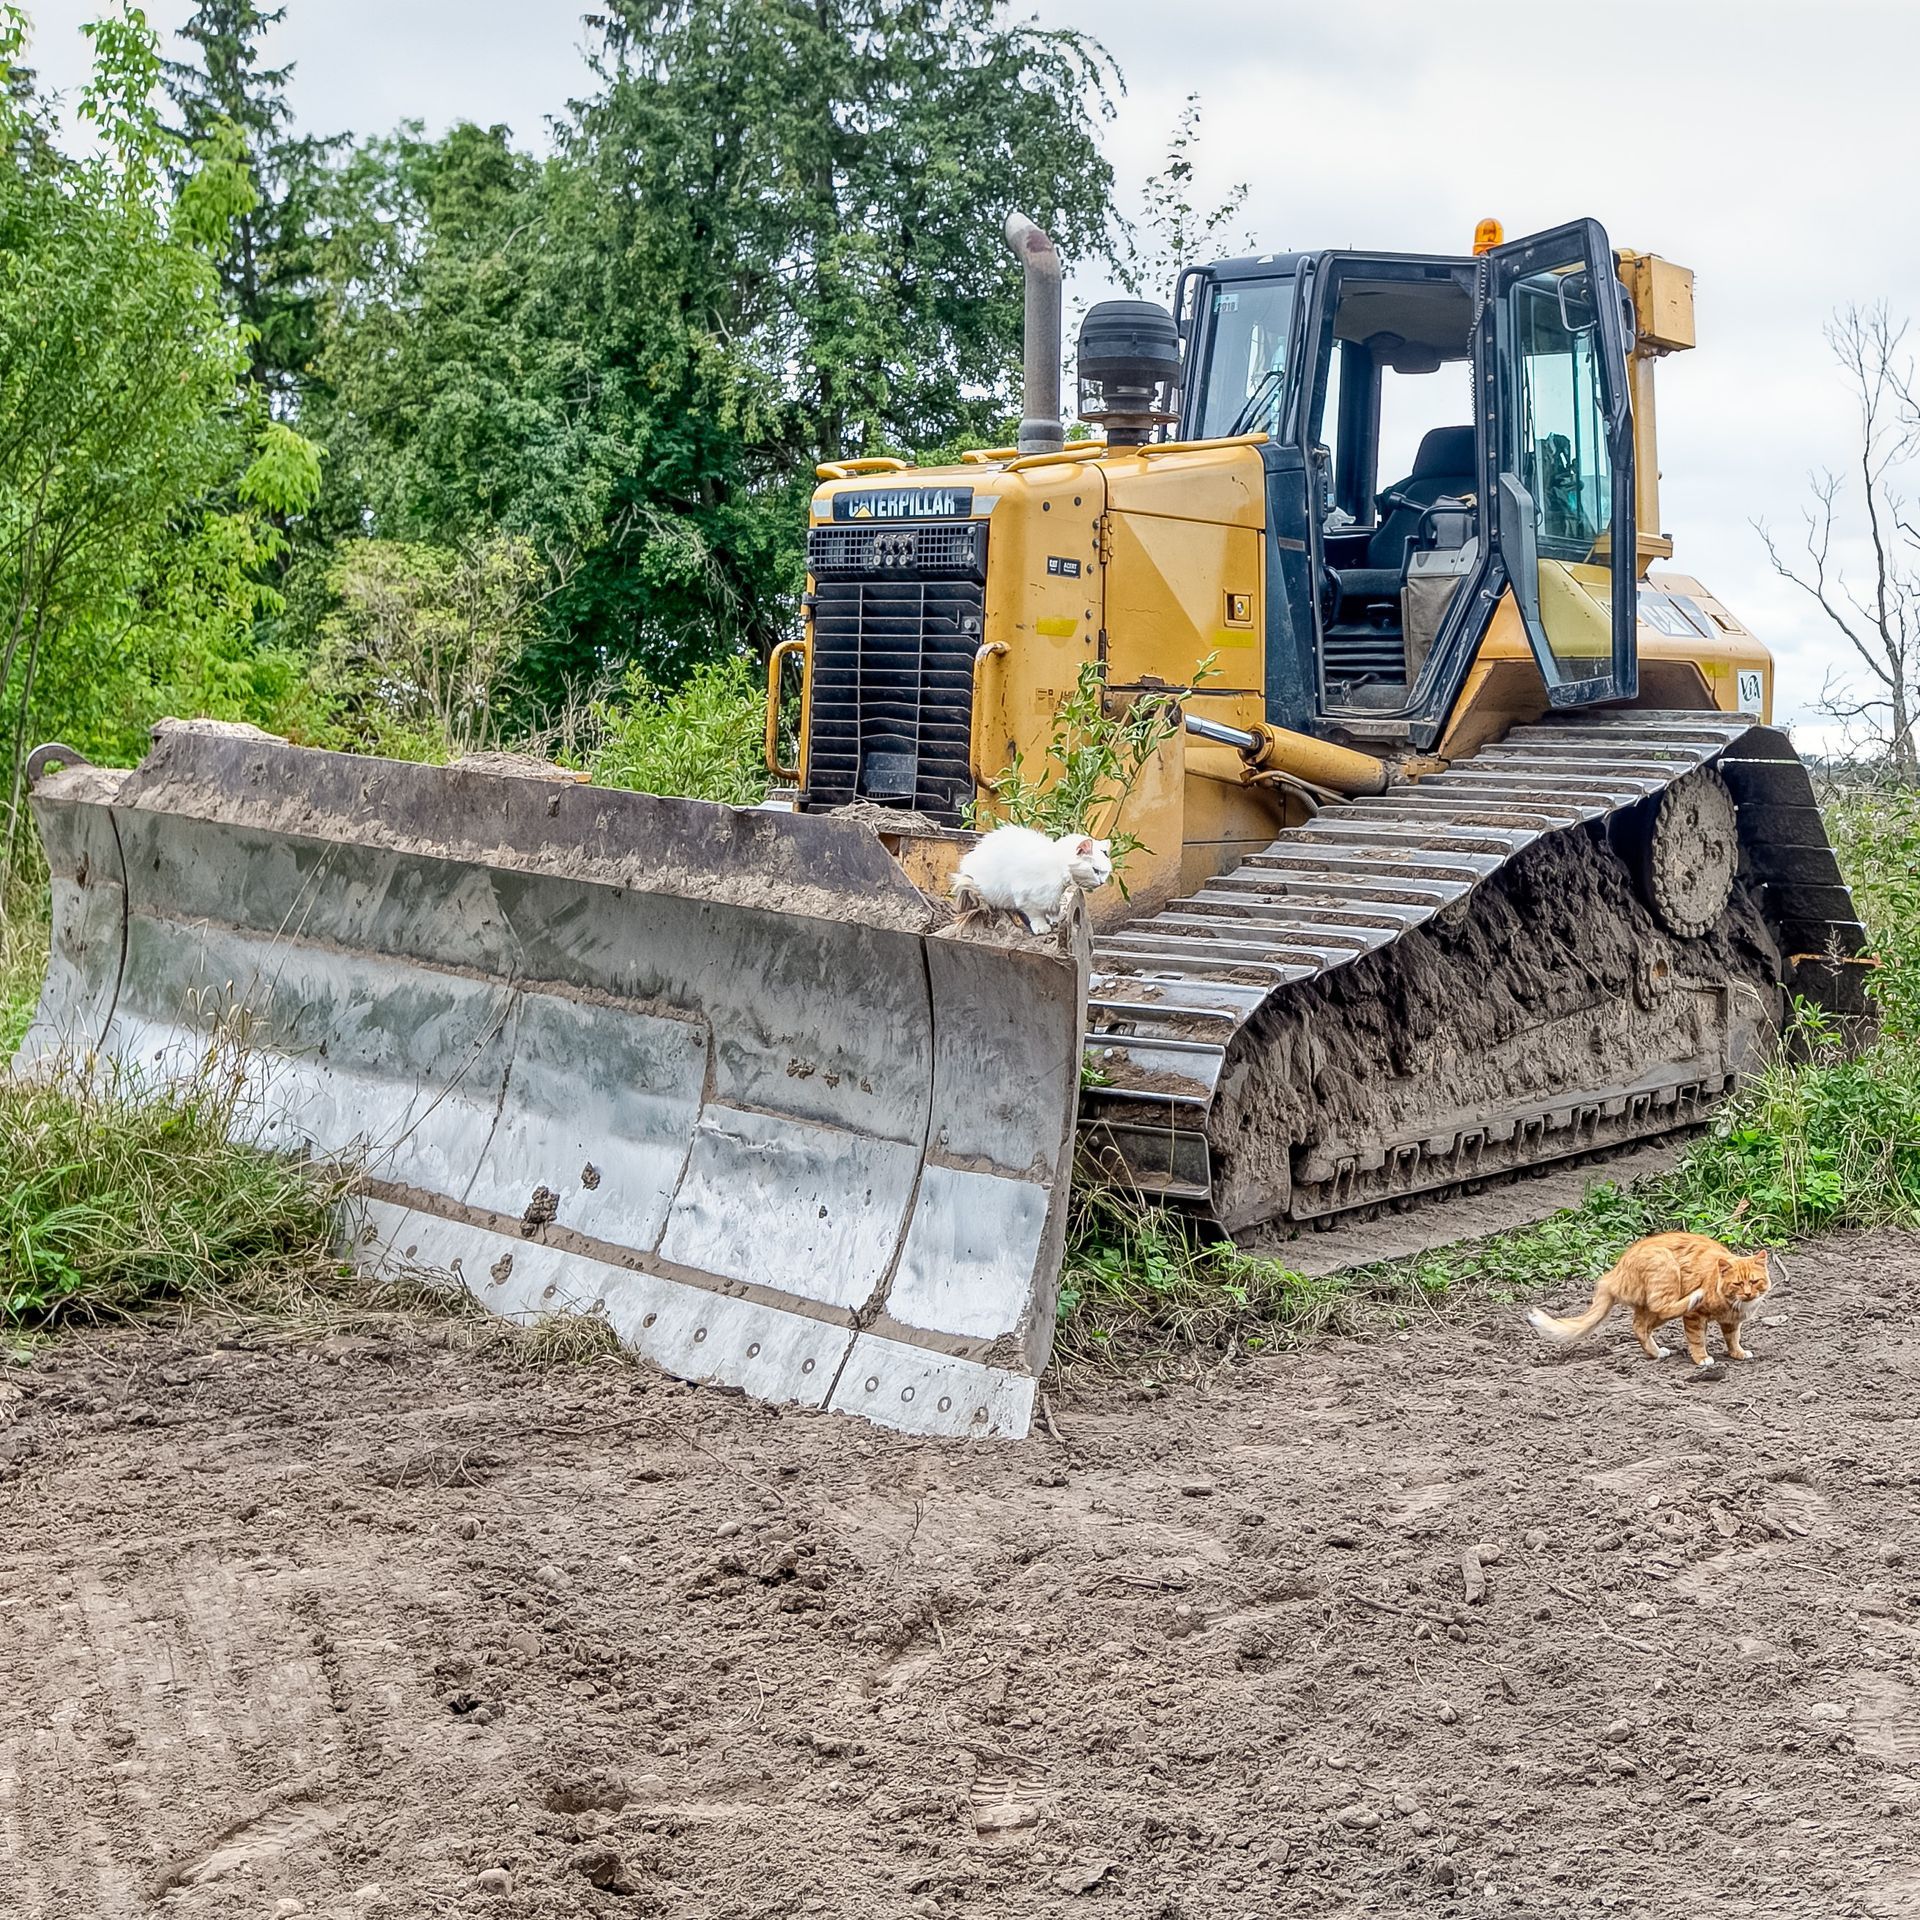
[[1472, 216, 1504, 255]]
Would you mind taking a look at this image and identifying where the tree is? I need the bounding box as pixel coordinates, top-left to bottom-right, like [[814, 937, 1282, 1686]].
[[312, 536, 546, 760], [303, 1, 1123, 708], [1760, 307, 1920, 775], [1120, 92, 1252, 301], [0, 6, 321, 883], [164, 1, 338, 397]]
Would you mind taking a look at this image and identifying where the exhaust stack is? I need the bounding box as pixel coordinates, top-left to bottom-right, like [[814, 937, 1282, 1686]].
[[1003, 212, 1063, 455]]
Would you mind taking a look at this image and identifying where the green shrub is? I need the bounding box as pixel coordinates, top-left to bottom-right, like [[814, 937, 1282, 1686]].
[[970, 659, 1210, 886], [588, 655, 771, 805]]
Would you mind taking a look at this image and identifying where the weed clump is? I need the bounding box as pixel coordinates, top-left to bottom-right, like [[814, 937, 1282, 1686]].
[[0, 1037, 348, 1325], [969, 658, 1214, 885], [587, 656, 771, 806], [1054, 1183, 1430, 1367]]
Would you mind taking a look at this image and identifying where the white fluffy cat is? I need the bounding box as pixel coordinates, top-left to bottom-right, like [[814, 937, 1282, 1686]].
[[950, 826, 1113, 934]]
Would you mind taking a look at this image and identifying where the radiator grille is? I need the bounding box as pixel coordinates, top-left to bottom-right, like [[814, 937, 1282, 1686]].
[[803, 525, 988, 824], [808, 520, 985, 581]]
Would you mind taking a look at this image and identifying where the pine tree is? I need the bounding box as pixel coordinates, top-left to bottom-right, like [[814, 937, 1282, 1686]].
[[163, 2, 336, 397]]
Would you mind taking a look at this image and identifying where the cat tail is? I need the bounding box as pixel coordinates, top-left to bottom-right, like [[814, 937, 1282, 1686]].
[[1525, 1287, 1614, 1343]]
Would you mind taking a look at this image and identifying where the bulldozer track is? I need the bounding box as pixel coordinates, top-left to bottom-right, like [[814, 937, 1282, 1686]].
[[1078, 711, 1869, 1228]]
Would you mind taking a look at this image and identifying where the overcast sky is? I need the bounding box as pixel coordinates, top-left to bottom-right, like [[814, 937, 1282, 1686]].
[[23, 0, 1920, 743]]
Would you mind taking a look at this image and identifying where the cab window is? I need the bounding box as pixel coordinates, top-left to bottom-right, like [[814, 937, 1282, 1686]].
[[1510, 266, 1612, 561], [1192, 276, 1295, 439]]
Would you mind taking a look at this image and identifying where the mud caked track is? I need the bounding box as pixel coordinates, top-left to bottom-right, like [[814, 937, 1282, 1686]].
[[1081, 713, 1870, 1231]]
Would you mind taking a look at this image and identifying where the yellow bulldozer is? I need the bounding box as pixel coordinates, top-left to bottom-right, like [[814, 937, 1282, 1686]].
[[19, 214, 1867, 1440]]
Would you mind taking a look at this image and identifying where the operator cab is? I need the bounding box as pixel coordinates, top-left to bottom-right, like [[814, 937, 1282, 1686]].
[[1176, 221, 1638, 749]]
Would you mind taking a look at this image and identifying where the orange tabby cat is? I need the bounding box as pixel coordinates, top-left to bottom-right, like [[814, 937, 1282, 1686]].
[[1527, 1233, 1772, 1366]]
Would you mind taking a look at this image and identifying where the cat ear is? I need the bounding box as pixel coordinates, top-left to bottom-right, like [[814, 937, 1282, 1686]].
[[1074, 838, 1096, 856]]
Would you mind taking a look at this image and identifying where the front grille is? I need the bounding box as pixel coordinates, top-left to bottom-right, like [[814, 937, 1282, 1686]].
[[808, 520, 985, 581], [803, 524, 987, 823]]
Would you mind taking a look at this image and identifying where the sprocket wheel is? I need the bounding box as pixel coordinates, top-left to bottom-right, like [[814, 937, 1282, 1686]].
[[1645, 767, 1738, 938]]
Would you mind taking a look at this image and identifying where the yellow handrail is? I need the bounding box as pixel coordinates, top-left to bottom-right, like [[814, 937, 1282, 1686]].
[[968, 643, 1009, 787], [815, 456, 912, 481], [997, 432, 1263, 475], [765, 637, 810, 781], [1001, 442, 1110, 475], [1135, 432, 1269, 458], [963, 440, 1109, 466]]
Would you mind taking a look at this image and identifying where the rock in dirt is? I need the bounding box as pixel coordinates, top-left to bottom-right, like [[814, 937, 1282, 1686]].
[[1336, 1804, 1380, 1830], [1410, 1810, 1435, 1836], [1055, 1860, 1116, 1894], [1436, 1703, 1459, 1726], [476, 1868, 512, 1896], [1460, 1549, 1489, 1605], [575, 1849, 643, 1895]]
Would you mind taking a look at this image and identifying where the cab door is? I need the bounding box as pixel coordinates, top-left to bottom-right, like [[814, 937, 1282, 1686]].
[[1479, 220, 1637, 704]]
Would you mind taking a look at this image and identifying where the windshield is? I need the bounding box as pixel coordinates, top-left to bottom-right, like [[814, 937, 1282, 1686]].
[[1191, 274, 1296, 439]]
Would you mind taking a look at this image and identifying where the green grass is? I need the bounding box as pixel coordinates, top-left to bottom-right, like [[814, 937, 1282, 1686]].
[[1058, 780, 1920, 1355], [2, 870, 49, 1061], [0, 1031, 349, 1326]]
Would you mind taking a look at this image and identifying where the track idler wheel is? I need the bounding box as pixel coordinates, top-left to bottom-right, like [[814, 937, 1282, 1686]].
[[1642, 767, 1738, 938]]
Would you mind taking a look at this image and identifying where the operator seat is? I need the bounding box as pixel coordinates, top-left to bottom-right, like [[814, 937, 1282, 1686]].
[[1328, 425, 1477, 611], [1368, 425, 1477, 571]]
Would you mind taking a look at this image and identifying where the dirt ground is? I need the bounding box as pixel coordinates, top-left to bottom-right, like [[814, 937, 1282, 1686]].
[[3, 1232, 1919, 1920]]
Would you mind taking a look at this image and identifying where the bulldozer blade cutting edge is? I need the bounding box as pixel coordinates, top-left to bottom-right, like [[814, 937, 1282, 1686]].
[[19, 723, 1087, 1441]]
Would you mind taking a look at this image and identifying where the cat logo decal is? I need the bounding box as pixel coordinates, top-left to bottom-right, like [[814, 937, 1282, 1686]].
[[832, 487, 974, 522]]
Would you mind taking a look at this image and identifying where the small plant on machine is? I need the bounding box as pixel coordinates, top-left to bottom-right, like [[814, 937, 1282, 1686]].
[[968, 656, 1216, 888]]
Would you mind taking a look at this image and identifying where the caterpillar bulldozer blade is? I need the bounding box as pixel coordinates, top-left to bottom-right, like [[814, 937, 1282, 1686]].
[[18, 723, 1088, 1440]]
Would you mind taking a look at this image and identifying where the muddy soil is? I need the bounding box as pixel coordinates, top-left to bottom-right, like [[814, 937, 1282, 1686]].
[[4, 1233, 1919, 1919]]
